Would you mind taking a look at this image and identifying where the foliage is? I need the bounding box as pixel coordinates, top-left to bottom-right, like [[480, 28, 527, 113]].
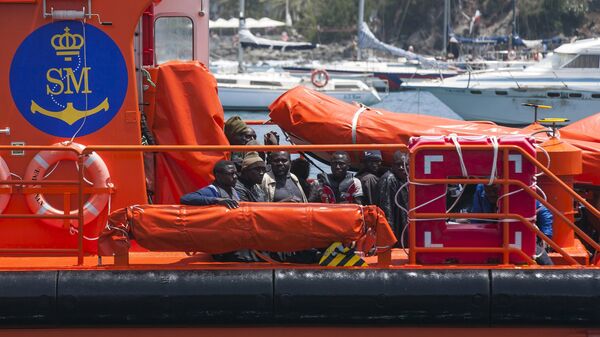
[[211, 0, 594, 46]]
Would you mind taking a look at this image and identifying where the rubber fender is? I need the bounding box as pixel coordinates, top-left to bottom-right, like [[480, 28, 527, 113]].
[[491, 270, 600, 325], [274, 269, 490, 324], [57, 270, 273, 325], [0, 271, 57, 325]]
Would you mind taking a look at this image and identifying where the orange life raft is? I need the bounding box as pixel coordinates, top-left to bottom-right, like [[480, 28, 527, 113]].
[[100, 203, 397, 256], [269, 86, 600, 186]]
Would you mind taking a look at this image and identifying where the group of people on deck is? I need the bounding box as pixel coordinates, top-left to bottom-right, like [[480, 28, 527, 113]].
[[180, 116, 555, 265], [180, 116, 411, 241]]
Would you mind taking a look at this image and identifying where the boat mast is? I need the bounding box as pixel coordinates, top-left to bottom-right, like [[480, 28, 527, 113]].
[[512, 0, 517, 36], [238, 0, 246, 72], [357, 0, 364, 61], [509, 0, 516, 51], [443, 0, 450, 57]]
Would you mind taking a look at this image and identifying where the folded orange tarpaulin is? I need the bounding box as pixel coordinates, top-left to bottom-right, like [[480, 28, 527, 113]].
[[269, 86, 600, 186], [143, 61, 228, 204], [100, 203, 397, 255]]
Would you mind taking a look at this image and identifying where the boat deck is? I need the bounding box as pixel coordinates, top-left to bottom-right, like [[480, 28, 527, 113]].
[[0, 246, 593, 271]]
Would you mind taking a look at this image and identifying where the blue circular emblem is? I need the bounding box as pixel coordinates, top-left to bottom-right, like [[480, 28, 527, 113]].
[[10, 21, 127, 137]]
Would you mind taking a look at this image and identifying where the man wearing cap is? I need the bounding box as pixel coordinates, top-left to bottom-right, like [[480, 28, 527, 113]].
[[235, 152, 267, 202], [224, 116, 256, 146], [224, 116, 256, 172], [376, 151, 409, 244], [355, 150, 382, 205], [180, 160, 240, 209]]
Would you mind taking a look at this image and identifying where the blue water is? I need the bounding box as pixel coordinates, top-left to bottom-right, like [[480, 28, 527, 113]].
[[224, 91, 461, 176]]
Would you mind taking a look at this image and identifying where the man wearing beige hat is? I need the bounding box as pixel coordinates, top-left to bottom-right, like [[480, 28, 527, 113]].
[[235, 152, 267, 202]]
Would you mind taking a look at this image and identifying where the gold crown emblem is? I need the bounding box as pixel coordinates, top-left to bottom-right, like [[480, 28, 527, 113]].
[[51, 27, 84, 61]]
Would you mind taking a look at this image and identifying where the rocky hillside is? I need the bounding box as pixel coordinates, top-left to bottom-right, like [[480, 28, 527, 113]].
[[210, 0, 600, 61]]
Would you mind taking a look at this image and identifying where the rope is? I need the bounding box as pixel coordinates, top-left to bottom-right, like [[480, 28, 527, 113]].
[[141, 68, 156, 88], [449, 134, 469, 177], [70, 20, 89, 142]]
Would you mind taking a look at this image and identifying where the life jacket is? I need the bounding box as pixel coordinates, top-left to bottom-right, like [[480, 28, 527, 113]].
[[320, 173, 359, 204]]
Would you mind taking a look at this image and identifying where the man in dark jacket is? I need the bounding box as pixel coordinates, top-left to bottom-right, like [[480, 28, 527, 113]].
[[376, 151, 408, 245], [355, 150, 382, 205], [180, 160, 240, 208]]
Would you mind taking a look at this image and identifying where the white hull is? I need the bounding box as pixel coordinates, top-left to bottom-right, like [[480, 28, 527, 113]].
[[421, 87, 600, 125], [216, 72, 381, 111], [406, 39, 600, 125], [218, 85, 380, 110]]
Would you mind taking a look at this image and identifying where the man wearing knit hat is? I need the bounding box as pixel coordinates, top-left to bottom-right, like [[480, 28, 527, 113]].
[[224, 116, 256, 145], [235, 152, 267, 202]]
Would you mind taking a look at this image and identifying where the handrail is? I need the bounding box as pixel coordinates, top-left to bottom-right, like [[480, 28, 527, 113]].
[[0, 145, 85, 264], [0, 142, 597, 267], [83, 144, 410, 153], [409, 144, 600, 266], [411, 144, 600, 218]]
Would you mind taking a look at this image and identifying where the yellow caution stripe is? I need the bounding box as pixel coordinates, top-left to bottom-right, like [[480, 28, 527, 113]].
[[319, 242, 368, 267]]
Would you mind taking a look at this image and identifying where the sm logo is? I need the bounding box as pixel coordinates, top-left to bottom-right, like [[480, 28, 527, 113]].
[[10, 22, 127, 137]]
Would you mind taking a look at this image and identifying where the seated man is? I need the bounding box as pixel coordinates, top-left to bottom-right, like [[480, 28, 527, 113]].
[[314, 151, 363, 204], [355, 150, 382, 205], [262, 151, 307, 202], [235, 152, 267, 202], [180, 160, 240, 209], [376, 151, 409, 245], [470, 183, 553, 265]]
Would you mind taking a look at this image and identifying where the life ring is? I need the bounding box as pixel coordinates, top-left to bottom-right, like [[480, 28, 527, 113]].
[[508, 50, 517, 61], [311, 69, 329, 88], [24, 142, 111, 229], [0, 156, 10, 214]]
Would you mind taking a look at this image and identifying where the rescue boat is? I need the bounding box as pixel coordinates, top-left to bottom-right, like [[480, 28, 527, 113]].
[[0, 0, 599, 335]]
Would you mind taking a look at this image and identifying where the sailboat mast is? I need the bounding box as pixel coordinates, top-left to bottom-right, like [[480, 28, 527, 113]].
[[357, 0, 364, 61], [443, 0, 449, 56], [238, 0, 245, 72], [512, 0, 517, 36]]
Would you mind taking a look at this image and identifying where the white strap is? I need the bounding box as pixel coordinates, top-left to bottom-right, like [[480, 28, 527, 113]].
[[488, 136, 499, 185], [351, 106, 368, 144], [449, 134, 469, 177]]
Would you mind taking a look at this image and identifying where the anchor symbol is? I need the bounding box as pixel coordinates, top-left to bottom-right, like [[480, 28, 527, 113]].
[[30, 98, 109, 125]]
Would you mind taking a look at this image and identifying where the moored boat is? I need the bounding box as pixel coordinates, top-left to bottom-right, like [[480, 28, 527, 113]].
[[215, 71, 381, 110], [405, 38, 600, 125]]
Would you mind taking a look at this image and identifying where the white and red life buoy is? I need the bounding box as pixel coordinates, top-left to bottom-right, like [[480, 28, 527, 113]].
[[0, 156, 10, 214], [24, 142, 111, 229], [310, 69, 329, 88]]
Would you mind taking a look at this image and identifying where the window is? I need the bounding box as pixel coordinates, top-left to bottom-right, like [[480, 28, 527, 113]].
[[155, 16, 193, 64], [563, 55, 600, 69]]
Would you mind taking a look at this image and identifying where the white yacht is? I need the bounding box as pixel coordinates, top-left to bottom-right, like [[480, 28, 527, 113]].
[[406, 38, 600, 125], [215, 71, 381, 111]]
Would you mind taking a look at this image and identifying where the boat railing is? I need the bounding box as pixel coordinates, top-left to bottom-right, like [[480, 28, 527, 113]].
[[0, 145, 114, 265], [409, 144, 600, 266], [0, 143, 598, 267]]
